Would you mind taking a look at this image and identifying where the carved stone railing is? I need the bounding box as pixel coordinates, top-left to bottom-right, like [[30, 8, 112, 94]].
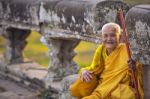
[[0, 0, 129, 81], [0, 1, 150, 98], [40, 0, 130, 82]]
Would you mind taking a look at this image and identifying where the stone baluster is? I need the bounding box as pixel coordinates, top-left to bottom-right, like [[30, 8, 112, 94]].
[[44, 38, 80, 82], [3, 28, 30, 64]]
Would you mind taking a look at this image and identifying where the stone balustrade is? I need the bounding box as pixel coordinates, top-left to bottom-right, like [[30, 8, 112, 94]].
[[0, 0, 150, 98], [0, 0, 129, 80]]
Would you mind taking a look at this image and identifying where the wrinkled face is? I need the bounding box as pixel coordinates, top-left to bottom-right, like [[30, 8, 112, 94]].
[[102, 27, 118, 51]]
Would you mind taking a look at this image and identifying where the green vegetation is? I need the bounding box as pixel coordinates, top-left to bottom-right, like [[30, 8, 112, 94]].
[[24, 31, 49, 67], [39, 89, 53, 99], [74, 41, 98, 67], [0, 36, 5, 53]]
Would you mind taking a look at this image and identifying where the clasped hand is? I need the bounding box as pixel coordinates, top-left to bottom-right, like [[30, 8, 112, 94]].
[[81, 70, 93, 82]]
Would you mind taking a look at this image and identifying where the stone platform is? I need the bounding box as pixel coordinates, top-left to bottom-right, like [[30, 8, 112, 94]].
[[0, 54, 150, 99]]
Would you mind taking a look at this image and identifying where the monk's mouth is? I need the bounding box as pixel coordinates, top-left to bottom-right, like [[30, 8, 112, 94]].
[[106, 42, 114, 44]]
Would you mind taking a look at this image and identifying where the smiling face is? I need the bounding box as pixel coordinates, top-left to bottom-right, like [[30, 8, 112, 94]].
[[102, 23, 120, 54]]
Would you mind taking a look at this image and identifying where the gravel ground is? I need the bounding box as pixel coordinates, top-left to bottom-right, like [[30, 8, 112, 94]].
[[0, 74, 39, 99]]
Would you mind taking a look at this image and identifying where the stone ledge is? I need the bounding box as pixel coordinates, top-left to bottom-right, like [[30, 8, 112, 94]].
[[59, 74, 79, 99], [0, 54, 80, 99], [0, 54, 47, 91]]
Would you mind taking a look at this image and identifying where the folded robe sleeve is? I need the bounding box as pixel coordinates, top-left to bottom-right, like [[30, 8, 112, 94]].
[[79, 44, 105, 76]]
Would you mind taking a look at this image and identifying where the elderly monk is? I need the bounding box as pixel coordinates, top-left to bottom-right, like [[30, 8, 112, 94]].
[[70, 23, 144, 99]]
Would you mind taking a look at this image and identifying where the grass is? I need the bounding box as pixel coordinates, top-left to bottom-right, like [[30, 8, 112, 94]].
[[74, 42, 98, 67], [0, 36, 5, 54], [24, 31, 49, 67], [0, 31, 98, 68]]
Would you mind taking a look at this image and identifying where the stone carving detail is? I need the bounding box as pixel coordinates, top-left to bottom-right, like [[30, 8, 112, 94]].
[[125, 5, 150, 65], [45, 38, 80, 81], [3, 28, 30, 64], [0, 1, 150, 98]]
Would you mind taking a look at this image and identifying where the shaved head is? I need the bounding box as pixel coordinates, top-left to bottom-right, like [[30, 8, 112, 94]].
[[102, 23, 121, 36]]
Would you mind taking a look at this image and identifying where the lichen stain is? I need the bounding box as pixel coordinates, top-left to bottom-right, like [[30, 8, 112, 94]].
[[104, 8, 117, 23], [134, 21, 150, 49], [39, 2, 60, 27], [135, 21, 150, 37]]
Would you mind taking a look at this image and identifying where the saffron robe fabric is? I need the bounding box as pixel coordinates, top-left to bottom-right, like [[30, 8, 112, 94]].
[[70, 43, 144, 99]]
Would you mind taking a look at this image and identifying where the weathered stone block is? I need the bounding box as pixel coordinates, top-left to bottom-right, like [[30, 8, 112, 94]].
[[59, 74, 79, 99], [125, 5, 150, 65]]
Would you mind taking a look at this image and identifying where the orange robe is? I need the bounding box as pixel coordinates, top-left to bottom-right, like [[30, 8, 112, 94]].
[[70, 43, 144, 99]]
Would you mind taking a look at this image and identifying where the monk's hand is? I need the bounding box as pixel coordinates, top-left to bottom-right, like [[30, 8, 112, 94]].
[[128, 58, 136, 71], [81, 70, 93, 82]]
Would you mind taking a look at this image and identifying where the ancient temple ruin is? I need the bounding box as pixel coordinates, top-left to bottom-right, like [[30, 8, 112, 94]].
[[0, 0, 150, 98]]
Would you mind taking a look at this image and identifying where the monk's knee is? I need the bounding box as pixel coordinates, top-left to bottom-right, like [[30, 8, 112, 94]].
[[70, 76, 98, 98], [70, 83, 95, 98], [70, 84, 81, 97]]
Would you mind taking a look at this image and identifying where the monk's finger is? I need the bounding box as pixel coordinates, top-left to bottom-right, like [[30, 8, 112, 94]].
[[89, 71, 93, 74], [84, 73, 93, 82], [83, 75, 91, 82], [86, 71, 93, 80], [81, 74, 86, 82], [82, 70, 93, 82]]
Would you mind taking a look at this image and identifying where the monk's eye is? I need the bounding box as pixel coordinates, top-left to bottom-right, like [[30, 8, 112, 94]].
[[110, 33, 116, 37], [103, 35, 108, 38]]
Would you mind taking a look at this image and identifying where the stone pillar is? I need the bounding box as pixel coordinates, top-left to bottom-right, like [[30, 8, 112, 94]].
[[125, 5, 150, 65], [3, 28, 30, 64], [45, 38, 80, 81]]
